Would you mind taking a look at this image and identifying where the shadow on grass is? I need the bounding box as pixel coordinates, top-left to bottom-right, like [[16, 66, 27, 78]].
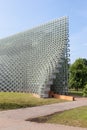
[[26, 111, 64, 123]]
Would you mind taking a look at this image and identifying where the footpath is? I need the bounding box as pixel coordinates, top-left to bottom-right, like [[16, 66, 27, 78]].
[[0, 98, 87, 130]]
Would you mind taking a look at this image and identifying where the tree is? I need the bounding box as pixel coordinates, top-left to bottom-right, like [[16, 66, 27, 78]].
[[83, 84, 87, 97], [69, 58, 87, 91]]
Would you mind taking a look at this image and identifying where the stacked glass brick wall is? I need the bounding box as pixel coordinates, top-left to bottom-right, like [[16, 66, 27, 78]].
[[51, 17, 70, 95], [0, 16, 69, 97]]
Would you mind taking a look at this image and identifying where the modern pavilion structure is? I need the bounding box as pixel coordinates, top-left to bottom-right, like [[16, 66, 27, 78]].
[[0, 16, 70, 97]]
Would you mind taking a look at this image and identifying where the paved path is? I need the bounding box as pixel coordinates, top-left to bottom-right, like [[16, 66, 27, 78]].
[[0, 99, 87, 130]]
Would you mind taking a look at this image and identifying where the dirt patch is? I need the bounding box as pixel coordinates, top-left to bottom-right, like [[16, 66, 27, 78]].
[[25, 111, 64, 123]]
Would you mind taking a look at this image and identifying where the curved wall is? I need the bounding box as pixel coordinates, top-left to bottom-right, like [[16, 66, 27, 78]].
[[0, 17, 69, 97]]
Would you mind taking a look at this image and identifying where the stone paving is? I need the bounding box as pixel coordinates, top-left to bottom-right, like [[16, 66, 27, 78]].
[[0, 99, 87, 130]]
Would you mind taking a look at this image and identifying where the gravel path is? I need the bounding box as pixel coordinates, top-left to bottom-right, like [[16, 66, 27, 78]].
[[0, 98, 87, 130]]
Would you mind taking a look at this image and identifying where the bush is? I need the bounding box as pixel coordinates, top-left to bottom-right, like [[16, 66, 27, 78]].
[[83, 84, 87, 97]]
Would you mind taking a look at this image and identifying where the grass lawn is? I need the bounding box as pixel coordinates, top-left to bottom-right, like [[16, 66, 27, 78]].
[[68, 89, 83, 97], [30, 106, 87, 128], [0, 92, 66, 110]]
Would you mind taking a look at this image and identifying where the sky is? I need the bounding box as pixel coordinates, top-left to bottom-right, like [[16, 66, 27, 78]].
[[0, 0, 87, 63]]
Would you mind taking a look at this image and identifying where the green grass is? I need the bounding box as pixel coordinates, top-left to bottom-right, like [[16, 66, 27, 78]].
[[68, 89, 83, 97], [0, 92, 66, 110], [32, 106, 87, 128]]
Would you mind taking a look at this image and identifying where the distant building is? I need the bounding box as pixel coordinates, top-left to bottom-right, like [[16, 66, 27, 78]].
[[0, 16, 70, 97]]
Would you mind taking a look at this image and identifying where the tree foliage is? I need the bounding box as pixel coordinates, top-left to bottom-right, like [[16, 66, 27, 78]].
[[83, 84, 87, 97], [69, 58, 87, 90]]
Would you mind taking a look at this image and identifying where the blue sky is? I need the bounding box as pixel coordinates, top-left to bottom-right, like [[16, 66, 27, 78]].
[[0, 0, 87, 63]]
